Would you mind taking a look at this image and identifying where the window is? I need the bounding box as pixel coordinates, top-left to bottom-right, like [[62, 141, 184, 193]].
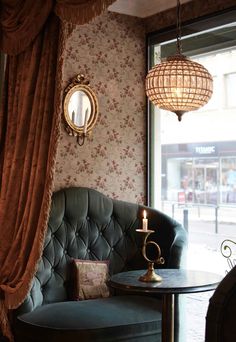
[[221, 157, 236, 203], [147, 10, 236, 341], [147, 10, 236, 209], [225, 72, 236, 108]]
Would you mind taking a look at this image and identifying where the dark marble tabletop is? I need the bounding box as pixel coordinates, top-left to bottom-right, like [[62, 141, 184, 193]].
[[109, 269, 223, 294]]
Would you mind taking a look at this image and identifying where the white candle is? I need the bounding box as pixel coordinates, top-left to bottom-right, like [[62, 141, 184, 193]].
[[142, 210, 148, 231], [83, 108, 89, 135]]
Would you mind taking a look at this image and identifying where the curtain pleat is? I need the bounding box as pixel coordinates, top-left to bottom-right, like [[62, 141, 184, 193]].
[[0, 13, 61, 340], [0, 0, 116, 56]]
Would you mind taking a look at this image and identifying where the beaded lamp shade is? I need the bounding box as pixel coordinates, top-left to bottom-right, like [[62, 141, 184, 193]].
[[146, 53, 213, 121], [145, 0, 213, 121]]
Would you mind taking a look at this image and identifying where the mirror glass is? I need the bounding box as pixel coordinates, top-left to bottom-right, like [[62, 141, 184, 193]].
[[68, 90, 91, 127], [63, 74, 99, 143]]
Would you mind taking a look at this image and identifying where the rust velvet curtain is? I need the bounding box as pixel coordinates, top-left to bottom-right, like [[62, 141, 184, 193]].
[[0, 9, 61, 342], [0, 0, 115, 340]]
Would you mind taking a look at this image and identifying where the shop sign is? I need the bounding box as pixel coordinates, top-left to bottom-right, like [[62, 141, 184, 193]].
[[193, 145, 217, 156], [194, 145, 216, 155], [162, 140, 236, 158]]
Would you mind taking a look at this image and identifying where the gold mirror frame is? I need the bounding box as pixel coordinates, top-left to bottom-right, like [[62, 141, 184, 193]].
[[63, 74, 99, 145]]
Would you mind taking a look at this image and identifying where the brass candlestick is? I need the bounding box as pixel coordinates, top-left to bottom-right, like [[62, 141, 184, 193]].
[[136, 229, 165, 282]]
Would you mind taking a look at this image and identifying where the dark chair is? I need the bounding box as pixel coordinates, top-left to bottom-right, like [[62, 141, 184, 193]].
[[205, 264, 236, 341]]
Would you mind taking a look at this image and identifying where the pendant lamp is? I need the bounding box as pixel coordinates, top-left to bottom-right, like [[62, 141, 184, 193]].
[[145, 0, 213, 121]]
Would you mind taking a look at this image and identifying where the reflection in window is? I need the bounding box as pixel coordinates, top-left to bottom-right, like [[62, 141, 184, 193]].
[[221, 157, 236, 203], [225, 72, 236, 108]]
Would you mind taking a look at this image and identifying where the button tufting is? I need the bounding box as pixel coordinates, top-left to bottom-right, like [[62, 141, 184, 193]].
[[99, 232, 102, 236], [87, 216, 90, 220], [87, 249, 90, 253], [64, 250, 67, 254]]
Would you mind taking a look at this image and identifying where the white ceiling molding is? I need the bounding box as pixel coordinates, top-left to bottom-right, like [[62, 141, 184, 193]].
[[108, 0, 192, 18]]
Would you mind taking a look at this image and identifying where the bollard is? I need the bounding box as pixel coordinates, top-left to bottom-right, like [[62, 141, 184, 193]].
[[183, 209, 188, 231]]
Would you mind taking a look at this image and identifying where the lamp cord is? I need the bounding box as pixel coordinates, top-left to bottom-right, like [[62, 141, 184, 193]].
[[176, 0, 182, 54]]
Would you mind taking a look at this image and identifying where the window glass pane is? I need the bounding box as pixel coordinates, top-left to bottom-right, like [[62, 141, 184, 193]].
[[221, 157, 236, 203], [148, 12, 236, 342], [225, 72, 236, 107], [157, 46, 236, 201]]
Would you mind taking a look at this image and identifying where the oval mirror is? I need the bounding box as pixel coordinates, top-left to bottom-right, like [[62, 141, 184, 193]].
[[63, 74, 98, 144], [68, 90, 91, 127]]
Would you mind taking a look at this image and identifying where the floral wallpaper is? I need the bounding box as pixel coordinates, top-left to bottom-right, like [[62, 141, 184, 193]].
[[54, 0, 235, 204], [54, 11, 146, 203]]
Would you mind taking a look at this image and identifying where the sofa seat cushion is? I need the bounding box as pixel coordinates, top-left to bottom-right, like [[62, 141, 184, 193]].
[[15, 295, 162, 342]]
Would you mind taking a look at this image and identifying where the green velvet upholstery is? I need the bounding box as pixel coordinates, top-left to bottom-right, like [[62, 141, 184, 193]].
[[15, 296, 162, 342], [13, 187, 187, 342]]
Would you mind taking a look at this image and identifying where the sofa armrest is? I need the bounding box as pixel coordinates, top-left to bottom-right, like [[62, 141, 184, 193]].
[[168, 223, 188, 268]]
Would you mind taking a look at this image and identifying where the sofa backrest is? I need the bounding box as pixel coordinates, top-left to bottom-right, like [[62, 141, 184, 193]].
[[17, 187, 187, 315]]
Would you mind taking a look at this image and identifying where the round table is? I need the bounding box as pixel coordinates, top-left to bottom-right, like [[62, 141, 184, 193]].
[[109, 269, 222, 342]]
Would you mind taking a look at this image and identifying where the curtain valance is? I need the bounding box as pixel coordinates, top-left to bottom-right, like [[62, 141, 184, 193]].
[[0, 0, 54, 55], [0, 0, 116, 55], [55, 0, 116, 24]]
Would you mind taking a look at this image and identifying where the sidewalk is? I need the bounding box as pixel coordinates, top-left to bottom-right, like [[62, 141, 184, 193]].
[[161, 203, 236, 341], [185, 228, 231, 342], [186, 290, 213, 342]]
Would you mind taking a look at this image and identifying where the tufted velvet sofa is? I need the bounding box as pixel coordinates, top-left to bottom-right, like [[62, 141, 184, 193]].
[[13, 187, 187, 342]]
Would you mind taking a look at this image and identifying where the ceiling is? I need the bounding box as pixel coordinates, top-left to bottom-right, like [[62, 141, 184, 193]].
[[108, 0, 192, 18]]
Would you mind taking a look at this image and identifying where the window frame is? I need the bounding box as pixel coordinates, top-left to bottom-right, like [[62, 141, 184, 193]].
[[146, 7, 236, 207]]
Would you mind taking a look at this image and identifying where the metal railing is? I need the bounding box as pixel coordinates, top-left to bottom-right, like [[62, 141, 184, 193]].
[[162, 201, 236, 234]]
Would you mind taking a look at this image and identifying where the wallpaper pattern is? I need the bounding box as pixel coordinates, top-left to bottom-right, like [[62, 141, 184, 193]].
[[54, 12, 146, 203], [54, 0, 235, 204]]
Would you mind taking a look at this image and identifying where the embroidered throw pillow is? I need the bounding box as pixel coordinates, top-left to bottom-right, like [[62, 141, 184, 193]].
[[72, 259, 110, 300]]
